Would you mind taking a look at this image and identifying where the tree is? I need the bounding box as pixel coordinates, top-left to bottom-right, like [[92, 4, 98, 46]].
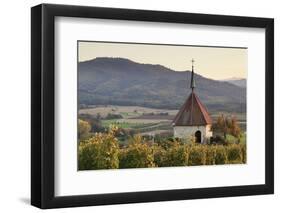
[[78, 119, 91, 140], [212, 114, 227, 139], [212, 114, 241, 140], [79, 114, 106, 133], [229, 116, 241, 138]]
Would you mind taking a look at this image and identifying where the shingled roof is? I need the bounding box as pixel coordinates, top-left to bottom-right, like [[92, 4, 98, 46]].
[[172, 92, 212, 126]]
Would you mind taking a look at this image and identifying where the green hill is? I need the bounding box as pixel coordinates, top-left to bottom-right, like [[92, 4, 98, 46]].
[[79, 57, 246, 113]]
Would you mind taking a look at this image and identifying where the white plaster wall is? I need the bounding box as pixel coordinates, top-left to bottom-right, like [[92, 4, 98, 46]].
[[174, 126, 209, 143], [174, 125, 213, 143], [205, 124, 213, 138]]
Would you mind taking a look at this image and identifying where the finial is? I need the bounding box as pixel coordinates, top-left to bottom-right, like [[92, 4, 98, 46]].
[[191, 58, 195, 68]]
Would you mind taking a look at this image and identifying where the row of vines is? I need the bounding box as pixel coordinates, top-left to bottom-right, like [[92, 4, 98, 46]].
[[78, 126, 246, 170]]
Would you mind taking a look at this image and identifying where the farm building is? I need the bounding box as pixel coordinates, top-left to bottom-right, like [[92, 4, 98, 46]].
[[172, 59, 212, 143]]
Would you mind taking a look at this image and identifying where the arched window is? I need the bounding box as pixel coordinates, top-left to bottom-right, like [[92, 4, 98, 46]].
[[195, 130, 201, 143]]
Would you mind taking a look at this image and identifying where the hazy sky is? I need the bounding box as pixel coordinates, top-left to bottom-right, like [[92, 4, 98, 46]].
[[78, 41, 247, 80]]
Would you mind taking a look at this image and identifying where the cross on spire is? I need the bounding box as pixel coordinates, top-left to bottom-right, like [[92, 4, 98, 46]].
[[190, 58, 196, 91], [191, 58, 195, 68]]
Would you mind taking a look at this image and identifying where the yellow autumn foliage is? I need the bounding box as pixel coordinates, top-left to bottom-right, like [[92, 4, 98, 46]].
[[78, 126, 246, 170]]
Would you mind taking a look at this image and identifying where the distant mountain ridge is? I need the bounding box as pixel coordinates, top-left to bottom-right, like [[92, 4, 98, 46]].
[[221, 78, 247, 88], [78, 57, 246, 113]]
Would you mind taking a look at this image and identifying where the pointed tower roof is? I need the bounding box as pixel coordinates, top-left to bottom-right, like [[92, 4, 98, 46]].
[[172, 59, 212, 126], [190, 58, 196, 90], [172, 92, 212, 126]]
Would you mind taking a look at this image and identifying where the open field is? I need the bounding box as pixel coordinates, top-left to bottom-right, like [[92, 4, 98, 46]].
[[79, 105, 246, 136], [211, 111, 246, 122], [79, 105, 178, 118], [80, 105, 246, 120], [79, 105, 176, 136]]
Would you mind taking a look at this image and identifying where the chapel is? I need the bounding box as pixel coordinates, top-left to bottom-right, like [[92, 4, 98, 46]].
[[172, 59, 213, 143]]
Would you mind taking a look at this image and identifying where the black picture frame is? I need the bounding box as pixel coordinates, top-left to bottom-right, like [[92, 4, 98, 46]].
[[31, 3, 274, 209]]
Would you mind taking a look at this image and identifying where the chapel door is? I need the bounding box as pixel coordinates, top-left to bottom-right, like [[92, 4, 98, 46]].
[[195, 130, 201, 143]]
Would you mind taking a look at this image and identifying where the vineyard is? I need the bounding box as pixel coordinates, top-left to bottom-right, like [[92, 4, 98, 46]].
[[78, 126, 246, 170]]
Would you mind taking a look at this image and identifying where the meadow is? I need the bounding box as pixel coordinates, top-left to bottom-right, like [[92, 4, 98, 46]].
[[79, 105, 246, 138], [79, 105, 176, 136]]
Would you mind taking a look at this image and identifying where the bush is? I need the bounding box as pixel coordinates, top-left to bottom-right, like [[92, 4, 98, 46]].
[[214, 146, 227, 165], [119, 135, 155, 168], [152, 145, 166, 167], [210, 135, 226, 145], [78, 119, 91, 140], [105, 113, 123, 119], [241, 143, 247, 163], [78, 143, 96, 170], [227, 144, 242, 163], [188, 145, 206, 166], [78, 129, 247, 170], [162, 144, 189, 167], [205, 146, 216, 165], [78, 126, 119, 170], [156, 138, 181, 150], [79, 114, 106, 133]]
